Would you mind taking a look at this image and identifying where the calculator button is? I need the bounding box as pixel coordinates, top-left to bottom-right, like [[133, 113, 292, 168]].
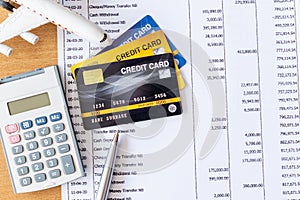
[[29, 152, 41, 161], [44, 148, 56, 157], [23, 130, 36, 140], [41, 137, 53, 147], [52, 123, 65, 133], [61, 155, 75, 175], [50, 112, 62, 122], [14, 156, 27, 165], [31, 162, 44, 172], [46, 158, 58, 168], [5, 123, 19, 134], [58, 144, 70, 154], [26, 141, 38, 151], [35, 116, 47, 126], [34, 173, 46, 182], [49, 169, 61, 179], [20, 120, 33, 130], [9, 134, 21, 144], [12, 145, 24, 155], [20, 177, 32, 187], [55, 133, 67, 143], [38, 127, 50, 136], [17, 166, 29, 176]]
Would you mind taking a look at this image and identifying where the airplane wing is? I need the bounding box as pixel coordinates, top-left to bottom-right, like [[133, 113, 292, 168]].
[[0, 5, 48, 44]]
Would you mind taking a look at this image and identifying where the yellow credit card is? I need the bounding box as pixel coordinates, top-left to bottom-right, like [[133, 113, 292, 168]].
[[71, 30, 185, 89]]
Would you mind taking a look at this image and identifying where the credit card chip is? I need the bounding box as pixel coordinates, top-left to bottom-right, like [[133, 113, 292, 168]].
[[83, 69, 104, 85]]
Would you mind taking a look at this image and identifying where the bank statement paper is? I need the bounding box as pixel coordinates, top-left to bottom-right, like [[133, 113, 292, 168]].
[[58, 0, 300, 199]]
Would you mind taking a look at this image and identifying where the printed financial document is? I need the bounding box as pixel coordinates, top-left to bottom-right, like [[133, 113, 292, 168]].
[[58, 0, 300, 199]]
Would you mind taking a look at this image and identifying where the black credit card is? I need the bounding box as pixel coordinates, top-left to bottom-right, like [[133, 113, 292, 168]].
[[75, 53, 182, 130]]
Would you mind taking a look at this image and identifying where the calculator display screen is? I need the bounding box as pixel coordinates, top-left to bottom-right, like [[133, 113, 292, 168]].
[[7, 92, 51, 115]]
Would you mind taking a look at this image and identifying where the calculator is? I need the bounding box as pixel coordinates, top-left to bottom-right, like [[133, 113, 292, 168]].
[[0, 66, 84, 194]]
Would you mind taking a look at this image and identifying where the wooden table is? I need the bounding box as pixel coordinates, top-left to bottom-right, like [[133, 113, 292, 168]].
[[0, 9, 61, 200]]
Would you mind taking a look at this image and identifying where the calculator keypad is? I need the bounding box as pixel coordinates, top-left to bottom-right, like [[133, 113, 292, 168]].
[[20, 120, 33, 130], [15, 156, 26, 165], [9, 134, 21, 144], [34, 173, 46, 182], [17, 166, 29, 176], [26, 141, 38, 151], [12, 145, 24, 155], [52, 123, 65, 133], [44, 148, 56, 157], [31, 162, 44, 172], [23, 131, 35, 140], [40, 137, 53, 147], [38, 127, 50, 136], [61, 155, 75, 175], [5, 123, 19, 134], [49, 169, 61, 179], [35, 116, 47, 126], [29, 152, 41, 161], [49, 112, 62, 122], [5, 112, 78, 189], [55, 133, 67, 143], [46, 158, 58, 168], [20, 177, 32, 187]]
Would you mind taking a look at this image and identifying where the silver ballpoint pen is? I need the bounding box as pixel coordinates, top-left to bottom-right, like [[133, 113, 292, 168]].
[[96, 132, 119, 200]]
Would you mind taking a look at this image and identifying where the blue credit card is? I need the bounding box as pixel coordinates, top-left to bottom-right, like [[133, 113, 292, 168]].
[[98, 15, 186, 69]]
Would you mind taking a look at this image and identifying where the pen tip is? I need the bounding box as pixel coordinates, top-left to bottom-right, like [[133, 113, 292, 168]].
[[113, 132, 119, 142]]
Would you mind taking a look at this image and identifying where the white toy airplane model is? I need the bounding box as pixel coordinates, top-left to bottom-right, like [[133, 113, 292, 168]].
[[0, 0, 112, 56]]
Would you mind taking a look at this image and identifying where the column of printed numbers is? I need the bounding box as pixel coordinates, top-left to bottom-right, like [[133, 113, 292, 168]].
[[61, 0, 94, 199]]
